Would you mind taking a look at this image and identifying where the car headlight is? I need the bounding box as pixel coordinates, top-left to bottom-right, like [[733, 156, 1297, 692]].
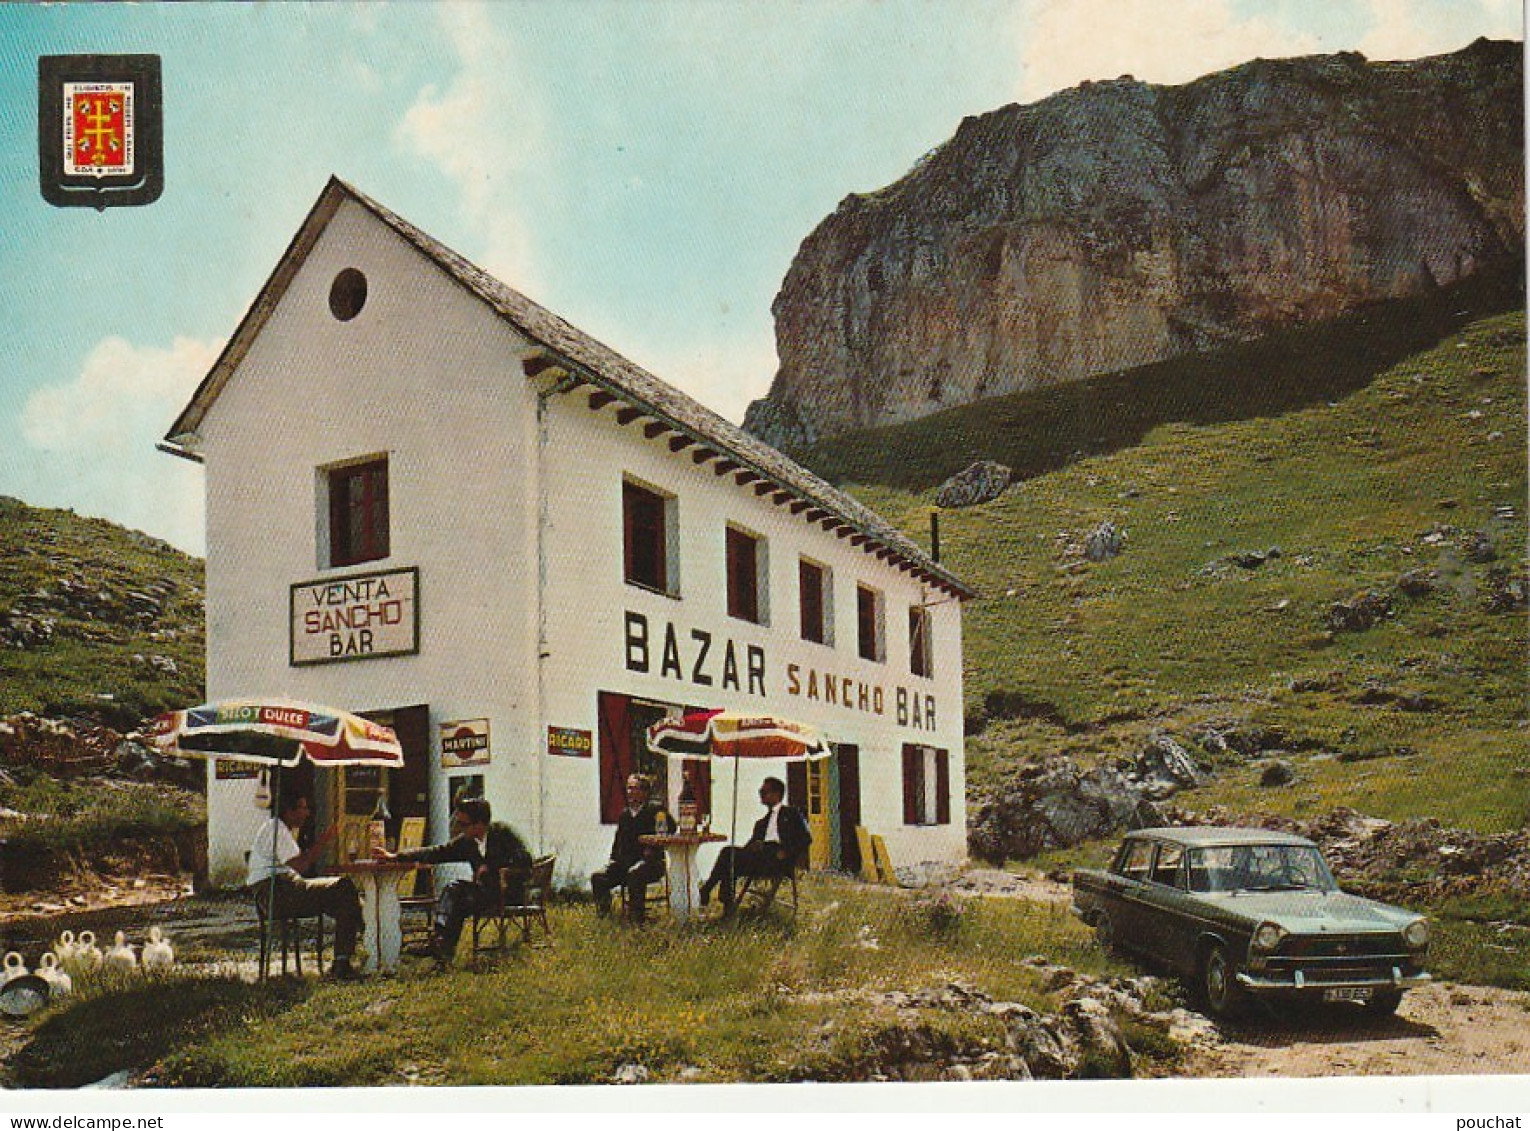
[[1404, 919, 1430, 949], [1252, 921, 1288, 952]]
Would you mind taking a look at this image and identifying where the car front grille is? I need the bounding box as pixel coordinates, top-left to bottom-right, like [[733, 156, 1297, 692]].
[[1276, 934, 1405, 959]]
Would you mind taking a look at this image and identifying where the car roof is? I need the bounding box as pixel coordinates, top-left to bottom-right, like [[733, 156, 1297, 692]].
[[1127, 826, 1318, 848]]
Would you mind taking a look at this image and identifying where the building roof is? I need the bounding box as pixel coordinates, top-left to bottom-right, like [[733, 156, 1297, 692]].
[[163, 177, 973, 599], [1130, 827, 1319, 848]]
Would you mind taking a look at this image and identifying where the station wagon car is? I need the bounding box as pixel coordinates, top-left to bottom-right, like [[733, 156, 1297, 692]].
[[1072, 827, 1430, 1019]]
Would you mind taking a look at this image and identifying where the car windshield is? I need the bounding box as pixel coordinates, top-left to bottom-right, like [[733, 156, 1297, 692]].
[[1186, 844, 1337, 893]]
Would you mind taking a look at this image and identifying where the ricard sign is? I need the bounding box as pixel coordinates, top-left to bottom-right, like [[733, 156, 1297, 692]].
[[290, 567, 419, 665]]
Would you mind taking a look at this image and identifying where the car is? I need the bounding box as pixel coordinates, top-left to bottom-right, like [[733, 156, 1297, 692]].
[[1071, 827, 1430, 1019]]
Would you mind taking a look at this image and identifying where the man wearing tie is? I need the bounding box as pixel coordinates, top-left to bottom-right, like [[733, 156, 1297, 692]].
[[699, 776, 811, 914], [375, 796, 531, 964]]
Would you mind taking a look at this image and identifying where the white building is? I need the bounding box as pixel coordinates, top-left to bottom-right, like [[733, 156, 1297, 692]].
[[162, 178, 975, 888]]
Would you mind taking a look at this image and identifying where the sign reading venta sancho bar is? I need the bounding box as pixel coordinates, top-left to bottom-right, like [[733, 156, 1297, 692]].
[[289, 567, 419, 666]]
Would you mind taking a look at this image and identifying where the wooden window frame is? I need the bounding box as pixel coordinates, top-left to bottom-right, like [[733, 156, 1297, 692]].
[[901, 744, 950, 826], [623, 479, 675, 595], [726, 525, 766, 624], [909, 604, 933, 678], [856, 584, 884, 663], [327, 457, 389, 568], [798, 558, 832, 645]]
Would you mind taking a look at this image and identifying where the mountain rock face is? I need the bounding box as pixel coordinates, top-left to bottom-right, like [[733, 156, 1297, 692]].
[[744, 40, 1523, 448]]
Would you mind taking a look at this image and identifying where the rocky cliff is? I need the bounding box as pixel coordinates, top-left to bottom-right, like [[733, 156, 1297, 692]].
[[744, 39, 1523, 448]]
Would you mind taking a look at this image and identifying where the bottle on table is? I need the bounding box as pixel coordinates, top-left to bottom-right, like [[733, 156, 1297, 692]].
[[678, 775, 698, 835], [368, 792, 390, 859]]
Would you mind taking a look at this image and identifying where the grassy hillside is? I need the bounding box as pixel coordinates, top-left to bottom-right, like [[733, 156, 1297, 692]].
[[831, 305, 1526, 834], [0, 497, 204, 730]]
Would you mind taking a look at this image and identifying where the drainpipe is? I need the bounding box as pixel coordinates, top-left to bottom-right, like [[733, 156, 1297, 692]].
[[534, 368, 580, 853]]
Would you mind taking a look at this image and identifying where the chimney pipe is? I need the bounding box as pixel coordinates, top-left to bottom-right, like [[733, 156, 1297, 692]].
[[930, 510, 941, 563]]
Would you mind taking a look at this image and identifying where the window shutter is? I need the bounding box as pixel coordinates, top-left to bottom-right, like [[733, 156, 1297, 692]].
[[786, 761, 808, 810], [597, 692, 633, 824], [935, 748, 950, 825], [902, 744, 920, 825]]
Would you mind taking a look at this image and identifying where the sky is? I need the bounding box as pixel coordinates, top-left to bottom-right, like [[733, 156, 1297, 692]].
[[0, 0, 1520, 556]]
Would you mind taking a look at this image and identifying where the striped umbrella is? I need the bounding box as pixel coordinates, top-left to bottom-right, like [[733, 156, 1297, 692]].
[[646, 710, 828, 870], [148, 699, 403, 767]]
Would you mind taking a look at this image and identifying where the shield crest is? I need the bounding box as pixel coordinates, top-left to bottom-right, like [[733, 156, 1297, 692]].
[[64, 82, 135, 178]]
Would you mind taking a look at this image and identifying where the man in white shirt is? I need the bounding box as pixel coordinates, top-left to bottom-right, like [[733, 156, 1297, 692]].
[[247, 789, 364, 978]]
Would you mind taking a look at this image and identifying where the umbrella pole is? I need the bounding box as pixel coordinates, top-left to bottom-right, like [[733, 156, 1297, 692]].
[[728, 751, 740, 901], [265, 763, 282, 982]]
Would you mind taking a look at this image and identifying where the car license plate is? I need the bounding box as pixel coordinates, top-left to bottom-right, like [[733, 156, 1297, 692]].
[[1323, 987, 1374, 1003]]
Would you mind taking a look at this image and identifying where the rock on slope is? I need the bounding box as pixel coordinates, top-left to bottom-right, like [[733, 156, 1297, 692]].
[[744, 40, 1523, 449]]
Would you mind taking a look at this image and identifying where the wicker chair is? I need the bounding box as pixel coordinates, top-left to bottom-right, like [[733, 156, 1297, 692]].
[[472, 855, 557, 957]]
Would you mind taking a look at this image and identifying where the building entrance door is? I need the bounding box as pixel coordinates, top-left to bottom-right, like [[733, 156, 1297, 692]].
[[833, 744, 861, 876], [322, 704, 430, 863]]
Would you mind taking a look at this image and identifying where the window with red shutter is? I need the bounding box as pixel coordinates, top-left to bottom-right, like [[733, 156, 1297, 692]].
[[909, 605, 933, 678], [726, 526, 763, 623], [623, 480, 673, 593], [328, 457, 389, 568], [799, 558, 829, 644], [902, 744, 922, 825], [857, 585, 884, 662]]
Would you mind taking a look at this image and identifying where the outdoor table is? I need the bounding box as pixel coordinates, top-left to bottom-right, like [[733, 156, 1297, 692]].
[[332, 860, 418, 973], [639, 832, 726, 923]]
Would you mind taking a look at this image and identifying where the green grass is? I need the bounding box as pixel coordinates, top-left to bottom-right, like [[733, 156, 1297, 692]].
[[828, 308, 1526, 835], [0, 771, 204, 854], [12, 878, 1158, 1088], [0, 497, 204, 729]]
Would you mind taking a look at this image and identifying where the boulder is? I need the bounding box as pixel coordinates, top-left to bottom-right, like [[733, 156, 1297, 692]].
[[1324, 590, 1393, 633], [934, 460, 1013, 508], [1084, 522, 1125, 562], [1259, 759, 1295, 787], [969, 756, 1163, 863]]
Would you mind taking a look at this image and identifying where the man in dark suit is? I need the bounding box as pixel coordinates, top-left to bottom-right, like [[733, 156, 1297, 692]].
[[699, 776, 811, 913], [375, 796, 531, 964], [590, 773, 667, 923]]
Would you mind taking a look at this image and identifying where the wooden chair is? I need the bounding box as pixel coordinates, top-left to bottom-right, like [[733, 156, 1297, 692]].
[[394, 818, 435, 948], [251, 885, 327, 979], [618, 869, 670, 922], [504, 855, 555, 945], [738, 866, 800, 917], [739, 846, 808, 918], [471, 855, 556, 957]]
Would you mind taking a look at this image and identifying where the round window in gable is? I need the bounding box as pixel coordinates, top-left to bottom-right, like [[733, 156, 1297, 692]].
[[328, 268, 368, 321]]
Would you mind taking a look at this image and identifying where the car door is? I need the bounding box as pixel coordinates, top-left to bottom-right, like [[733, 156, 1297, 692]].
[[1137, 841, 1197, 973], [1103, 837, 1157, 952]]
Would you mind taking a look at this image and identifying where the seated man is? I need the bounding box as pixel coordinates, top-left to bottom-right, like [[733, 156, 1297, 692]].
[[699, 776, 811, 913], [590, 774, 666, 924], [247, 788, 364, 979], [375, 796, 531, 964]]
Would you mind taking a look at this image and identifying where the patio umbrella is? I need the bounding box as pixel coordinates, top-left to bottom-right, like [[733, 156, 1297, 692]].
[[148, 699, 404, 767], [148, 699, 404, 974], [646, 710, 829, 888]]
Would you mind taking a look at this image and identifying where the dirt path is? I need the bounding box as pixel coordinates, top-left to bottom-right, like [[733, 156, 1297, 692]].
[[1184, 981, 1530, 1077]]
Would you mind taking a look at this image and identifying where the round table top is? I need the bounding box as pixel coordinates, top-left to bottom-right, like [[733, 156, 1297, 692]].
[[330, 859, 420, 874], [640, 832, 727, 847]]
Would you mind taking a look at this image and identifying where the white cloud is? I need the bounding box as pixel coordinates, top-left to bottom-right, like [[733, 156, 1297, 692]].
[[1358, 0, 1523, 60], [1014, 0, 1324, 102], [393, 2, 545, 291], [19, 335, 220, 554]]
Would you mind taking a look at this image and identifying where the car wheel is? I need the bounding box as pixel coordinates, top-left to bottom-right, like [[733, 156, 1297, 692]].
[[1201, 943, 1246, 1020], [1094, 910, 1119, 955], [1364, 989, 1403, 1018]]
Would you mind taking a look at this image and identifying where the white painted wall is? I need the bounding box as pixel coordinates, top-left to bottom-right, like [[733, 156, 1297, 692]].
[[196, 198, 966, 888]]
